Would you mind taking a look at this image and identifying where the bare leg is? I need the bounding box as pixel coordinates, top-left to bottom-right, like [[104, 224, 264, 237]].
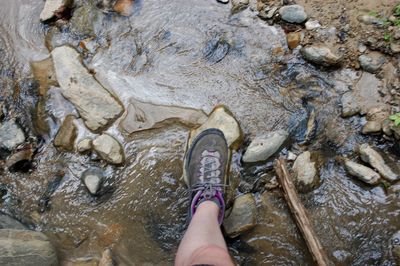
[[175, 201, 229, 266]]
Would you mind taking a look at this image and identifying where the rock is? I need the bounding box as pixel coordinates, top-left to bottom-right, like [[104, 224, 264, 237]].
[[390, 43, 400, 53], [287, 151, 297, 161], [357, 15, 382, 25], [305, 20, 321, 30], [81, 167, 103, 195], [0, 229, 58, 266], [99, 248, 114, 266], [40, 0, 72, 22], [0, 213, 26, 230], [54, 115, 77, 151], [359, 53, 386, 73], [382, 119, 393, 136], [358, 43, 367, 53], [388, 182, 400, 195], [231, 0, 249, 13], [51, 46, 123, 132], [120, 99, 207, 134], [394, 27, 400, 40], [5, 148, 34, 171], [301, 46, 342, 67], [359, 144, 399, 182], [362, 121, 382, 134], [288, 105, 317, 145], [259, 6, 278, 19], [113, 0, 134, 16], [223, 194, 257, 237], [341, 92, 361, 117], [391, 231, 400, 262], [242, 130, 288, 163], [292, 151, 319, 192], [343, 159, 380, 185], [77, 138, 92, 153], [279, 5, 307, 24], [287, 32, 302, 49], [92, 134, 125, 165], [0, 120, 25, 151], [30, 57, 58, 96], [69, 4, 101, 37], [217, 0, 229, 3]]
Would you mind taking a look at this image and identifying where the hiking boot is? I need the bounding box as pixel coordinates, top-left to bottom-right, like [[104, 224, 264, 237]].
[[185, 128, 229, 225]]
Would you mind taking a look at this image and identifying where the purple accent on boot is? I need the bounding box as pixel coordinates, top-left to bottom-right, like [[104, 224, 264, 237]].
[[190, 190, 225, 225]]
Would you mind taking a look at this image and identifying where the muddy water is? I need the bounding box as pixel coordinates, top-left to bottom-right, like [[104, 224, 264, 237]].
[[0, 0, 399, 265]]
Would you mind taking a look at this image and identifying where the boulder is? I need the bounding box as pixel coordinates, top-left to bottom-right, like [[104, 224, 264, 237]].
[[359, 53, 386, 73], [0, 229, 57, 266], [81, 167, 103, 195], [343, 159, 380, 185], [359, 144, 399, 182], [54, 115, 77, 151], [242, 130, 288, 163], [223, 194, 257, 237], [292, 151, 319, 192], [40, 0, 72, 22], [92, 134, 125, 165], [301, 46, 342, 67], [279, 5, 307, 24], [0, 119, 25, 151], [51, 46, 123, 132]]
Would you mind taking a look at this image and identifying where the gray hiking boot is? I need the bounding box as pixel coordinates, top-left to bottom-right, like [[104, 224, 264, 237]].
[[185, 128, 229, 225]]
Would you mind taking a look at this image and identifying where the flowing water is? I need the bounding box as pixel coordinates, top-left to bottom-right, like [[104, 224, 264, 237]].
[[0, 0, 399, 265]]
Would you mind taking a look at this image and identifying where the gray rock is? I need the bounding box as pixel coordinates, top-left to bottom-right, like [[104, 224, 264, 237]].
[[292, 151, 319, 192], [0, 214, 26, 230], [358, 43, 367, 53], [305, 20, 321, 30], [0, 119, 25, 151], [359, 53, 386, 73], [231, 0, 249, 13], [81, 168, 103, 195], [69, 3, 101, 37], [359, 144, 399, 182], [357, 15, 382, 25], [341, 92, 361, 117], [51, 46, 123, 132], [301, 46, 342, 67], [242, 130, 288, 163], [77, 138, 92, 153], [54, 115, 77, 151], [279, 5, 308, 24], [343, 159, 380, 185], [40, 0, 72, 22], [92, 134, 125, 165], [0, 229, 57, 266], [223, 194, 257, 238], [362, 121, 382, 134]]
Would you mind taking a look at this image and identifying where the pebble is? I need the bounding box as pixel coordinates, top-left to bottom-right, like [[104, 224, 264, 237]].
[[394, 27, 400, 40], [359, 144, 399, 182], [279, 5, 308, 24], [287, 151, 297, 161], [390, 43, 400, 54], [359, 52, 386, 73], [343, 159, 380, 185], [242, 130, 289, 163], [301, 45, 342, 67], [54, 115, 77, 151], [0, 119, 25, 151], [305, 20, 321, 30], [358, 43, 367, 53], [113, 0, 134, 17], [81, 167, 103, 195], [292, 151, 319, 192], [77, 138, 92, 153], [92, 134, 125, 165], [287, 32, 302, 49], [362, 121, 382, 134], [357, 15, 382, 25], [223, 194, 257, 238], [40, 0, 71, 22]]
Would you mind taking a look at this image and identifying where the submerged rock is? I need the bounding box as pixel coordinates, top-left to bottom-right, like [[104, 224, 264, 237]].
[[0, 229, 58, 266], [223, 194, 257, 238], [279, 5, 307, 24], [0, 213, 26, 230], [113, 0, 134, 17], [301, 46, 342, 67], [40, 0, 72, 22], [288, 105, 317, 145], [242, 130, 288, 163], [54, 115, 77, 151], [359, 144, 399, 182], [359, 53, 386, 73], [0, 120, 25, 151], [69, 3, 101, 37], [30, 57, 58, 95], [231, 0, 249, 13], [99, 248, 114, 266], [392, 231, 400, 262], [81, 167, 103, 195], [343, 159, 380, 185], [292, 151, 319, 192], [51, 46, 123, 132], [92, 134, 125, 165], [203, 37, 230, 64]]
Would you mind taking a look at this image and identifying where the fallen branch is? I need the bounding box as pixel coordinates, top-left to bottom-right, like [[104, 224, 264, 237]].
[[274, 158, 329, 266]]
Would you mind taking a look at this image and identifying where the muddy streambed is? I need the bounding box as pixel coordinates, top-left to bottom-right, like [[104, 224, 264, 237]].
[[0, 0, 399, 265]]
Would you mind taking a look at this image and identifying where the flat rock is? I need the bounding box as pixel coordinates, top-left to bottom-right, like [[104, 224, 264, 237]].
[[223, 194, 257, 238], [292, 151, 319, 192], [359, 52, 386, 73], [301, 46, 342, 67], [242, 130, 288, 163], [279, 5, 307, 24], [51, 46, 123, 132], [81, 167, 103, 195], [120, 99, 207, 134], [343, 159, 380, 185], [0, 229, 57, 266], [0, 119, 25, 151], [359, 144, 399, 182], [40, 0, 72, 22], [0, 214, 26, 230], [54, 115, 77, 151], [92, 134, 125, 165]]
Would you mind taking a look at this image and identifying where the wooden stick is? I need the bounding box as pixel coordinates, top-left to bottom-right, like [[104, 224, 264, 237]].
[[274, 158, 329, 266]]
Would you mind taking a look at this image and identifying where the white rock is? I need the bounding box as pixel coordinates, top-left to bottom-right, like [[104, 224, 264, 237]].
[[82, 168, 103, 195], [51, 46, 123, 132], [0, 119, 25, 150], [40, 0, 71, 22], [242, 130, 288, 163], [77, 138, 92, 153], [305, 20, 321, 30], [292, 151, 318, 191], [93, 134, 125, 164], [344, 159, 380, 185]]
